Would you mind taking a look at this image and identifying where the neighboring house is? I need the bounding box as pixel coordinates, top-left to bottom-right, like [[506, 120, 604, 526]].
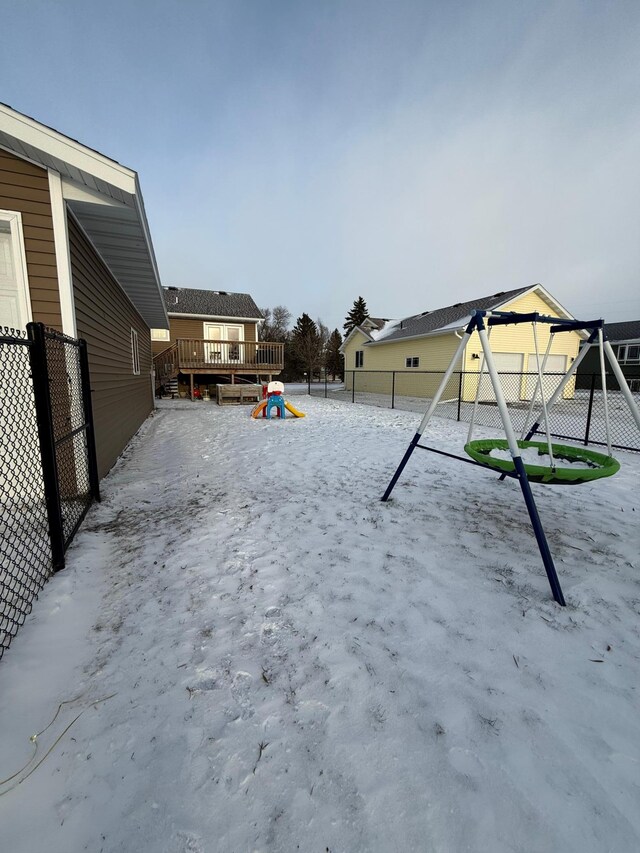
[[340, 284, 582, 401], [151, 286, 284, 397], [0, 102, 168, 478], [576, 320, 640, 391]]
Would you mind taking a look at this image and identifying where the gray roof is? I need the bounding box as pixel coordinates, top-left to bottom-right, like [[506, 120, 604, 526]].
[[603, 320, 640, 342], [372, 286, 532, 344], [163, 287, 263, 320]]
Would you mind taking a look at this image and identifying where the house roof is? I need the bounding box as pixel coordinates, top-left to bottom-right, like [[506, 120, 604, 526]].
[[603, 320, 640, 342], [372, 286, 533, 344], [163, 287, 263, 320], [0, 102, 168, 329], [339, 284, 578, 353]]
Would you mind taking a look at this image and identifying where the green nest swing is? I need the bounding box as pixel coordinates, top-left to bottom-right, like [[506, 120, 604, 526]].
[[464, 439, 620, 485]]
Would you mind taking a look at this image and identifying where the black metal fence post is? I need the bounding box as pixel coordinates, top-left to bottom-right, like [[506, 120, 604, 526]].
[[457, 371, 463, 421], [78, 338, 101, 502], [352, 371, 355, 403], [584, 373, 596, 446], [391, 371, 395, 409], [324, 369, 328, 398], [27, 322, 65, 572]]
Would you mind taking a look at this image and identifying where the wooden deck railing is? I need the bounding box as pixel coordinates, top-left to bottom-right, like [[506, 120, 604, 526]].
[[154, 339, 284, 374], [154, 343, 179, 380]]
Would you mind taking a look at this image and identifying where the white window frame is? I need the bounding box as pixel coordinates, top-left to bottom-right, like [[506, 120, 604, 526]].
[[0, 210, 32, 331], [405, 356, 419, 368], [355, 350, 364, 368], [618, 344, 640, 365], [204, 322, 244, 363], [131, 328, 140, 375], [151, 328, 170, 341]]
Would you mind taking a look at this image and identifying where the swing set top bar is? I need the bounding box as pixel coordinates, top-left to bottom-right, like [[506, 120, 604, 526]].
[[470, 309, 605, 333]]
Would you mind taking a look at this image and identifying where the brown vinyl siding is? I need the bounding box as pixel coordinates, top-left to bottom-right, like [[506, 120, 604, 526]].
[[68, 214, 153, 479], [151, 316, 258, 355], [0, 148, 61, 328]]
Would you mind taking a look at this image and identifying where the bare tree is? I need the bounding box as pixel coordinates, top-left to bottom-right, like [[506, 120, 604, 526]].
[[259, 305, 291, 341]]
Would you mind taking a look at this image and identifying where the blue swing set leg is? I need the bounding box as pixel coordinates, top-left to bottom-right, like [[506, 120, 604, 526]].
[[513, 457, 566, 606], [381, 433, 420, 502]]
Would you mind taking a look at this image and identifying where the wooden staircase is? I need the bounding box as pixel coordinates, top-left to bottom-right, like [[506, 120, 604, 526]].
[[154, 343, 178, 393]]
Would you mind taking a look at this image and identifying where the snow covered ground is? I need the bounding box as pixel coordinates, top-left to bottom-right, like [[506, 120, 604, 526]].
[[1, 396, 639, 853]]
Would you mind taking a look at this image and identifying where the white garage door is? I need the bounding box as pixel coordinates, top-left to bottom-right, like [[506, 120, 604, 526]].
[[524, 353, 567, 400], [478, 352, 524, 402]]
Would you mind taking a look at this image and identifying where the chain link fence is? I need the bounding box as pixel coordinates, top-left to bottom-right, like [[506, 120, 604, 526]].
[[0, 324, 99, 659], [306, 369, 640, 453]]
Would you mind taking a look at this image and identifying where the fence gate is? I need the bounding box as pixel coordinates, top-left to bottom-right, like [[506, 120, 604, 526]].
[[0, 323, 100, 659]]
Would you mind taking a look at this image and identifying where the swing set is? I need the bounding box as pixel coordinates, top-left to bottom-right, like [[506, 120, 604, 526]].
[[382, 310, 640, 606]]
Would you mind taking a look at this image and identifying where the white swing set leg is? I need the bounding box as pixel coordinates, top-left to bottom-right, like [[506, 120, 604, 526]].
[[603, 340, 640, 433], [381, 329, 472, 502]]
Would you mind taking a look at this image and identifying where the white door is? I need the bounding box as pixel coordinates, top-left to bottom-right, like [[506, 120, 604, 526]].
[[0, 214, 31, 331], [203, 323, 244, 363], [478, 352, 524, 402], [524, 353, 566, 400]]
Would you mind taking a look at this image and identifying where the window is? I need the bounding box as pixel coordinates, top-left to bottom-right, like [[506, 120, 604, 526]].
[[618, 344, 640, 365], [131, 328, 140, 375], [405, 357, 419, 368], [204, 323, 244, 363], [355, 350, 364, 368], [151, 328, 170, 341], [0, 211, 31, 331]]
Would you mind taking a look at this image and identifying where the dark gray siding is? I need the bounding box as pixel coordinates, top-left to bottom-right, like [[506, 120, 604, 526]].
[[68, 212, 153, 479]]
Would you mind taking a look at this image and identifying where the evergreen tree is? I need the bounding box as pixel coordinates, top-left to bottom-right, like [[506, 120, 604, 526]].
[[291, 313, 322, 380], [325, 329, 343, 380], [343, 296, 369, 336]]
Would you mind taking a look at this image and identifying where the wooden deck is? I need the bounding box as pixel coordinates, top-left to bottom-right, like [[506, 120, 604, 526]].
[[153, 339, 284, 384]]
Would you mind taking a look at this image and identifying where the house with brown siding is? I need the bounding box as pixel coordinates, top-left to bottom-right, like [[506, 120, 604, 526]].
[[0, 102, 168, 479], [152, 287, 284, 398]]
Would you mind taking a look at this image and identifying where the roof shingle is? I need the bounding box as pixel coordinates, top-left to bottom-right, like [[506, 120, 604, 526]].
[[373, 286, 532, 343], [602, 320, 640, 342], [163, 287, 263, 320]]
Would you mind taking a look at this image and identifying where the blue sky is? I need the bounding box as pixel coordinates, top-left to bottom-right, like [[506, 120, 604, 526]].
[[3, 0, 640, 331]]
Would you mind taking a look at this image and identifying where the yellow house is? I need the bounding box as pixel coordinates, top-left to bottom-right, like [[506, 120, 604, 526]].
[[340, 284, 582, 401]]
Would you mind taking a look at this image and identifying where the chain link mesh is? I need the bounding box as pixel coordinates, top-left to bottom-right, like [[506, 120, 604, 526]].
[[1, 325, 95, 659], [0, 328, 51, 656], [312, 369, 640, 452], [44, 329, 92, 545]]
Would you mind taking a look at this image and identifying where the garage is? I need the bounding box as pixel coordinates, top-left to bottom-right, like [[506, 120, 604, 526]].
[[478, 352, 524, 402]]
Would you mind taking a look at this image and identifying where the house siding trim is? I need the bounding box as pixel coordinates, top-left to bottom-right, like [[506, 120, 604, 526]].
[[0, 208, 32, 327], [47, 169, 77, 337], [0, 147, 61, 329]]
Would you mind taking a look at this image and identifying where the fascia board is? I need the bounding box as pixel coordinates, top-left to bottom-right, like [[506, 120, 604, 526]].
[[133, 175, 168, 327], [168, 312, 262, 323], [339, 326, 372, 352], [527, 283, 575, 321], [0, 103, 136, 194]]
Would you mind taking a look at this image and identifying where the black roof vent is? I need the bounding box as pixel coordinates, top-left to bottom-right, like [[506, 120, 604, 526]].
[[493, 291, 505, 297], [167, 286, 179, 291]]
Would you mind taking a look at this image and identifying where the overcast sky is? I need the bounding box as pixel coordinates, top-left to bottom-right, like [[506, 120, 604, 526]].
[[4, 0, 640, 331]]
